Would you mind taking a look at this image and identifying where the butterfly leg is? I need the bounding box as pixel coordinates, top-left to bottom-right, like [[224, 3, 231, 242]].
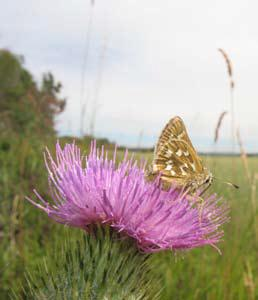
[[197, 196, 205, 223], [199, 181, 212, 197]]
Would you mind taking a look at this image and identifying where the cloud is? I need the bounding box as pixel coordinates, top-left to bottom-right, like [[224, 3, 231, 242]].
[[1, 0, 258, 152]]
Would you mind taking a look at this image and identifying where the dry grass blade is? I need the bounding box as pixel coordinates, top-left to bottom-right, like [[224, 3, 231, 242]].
[[218, 48, 234, 88], [218, 48, 236, 176], [244, 260, 255, 300], [251, 173, 258, 211], [214, 111, 228, 143], [236, 128, 251, 183], [251, 173, 258, 243]]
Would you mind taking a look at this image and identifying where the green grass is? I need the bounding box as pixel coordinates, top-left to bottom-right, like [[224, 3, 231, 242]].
[[148, 154, 258, 300], [0, 138, 257, 299]]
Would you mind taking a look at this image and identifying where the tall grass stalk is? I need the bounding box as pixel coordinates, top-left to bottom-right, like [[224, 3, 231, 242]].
[[236, 128, 251, 183], [218, 48, 236, 178]]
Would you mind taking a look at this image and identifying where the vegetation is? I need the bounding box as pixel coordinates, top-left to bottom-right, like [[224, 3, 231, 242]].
[[18, 227, 159, 300], [0, 49, 257, 299], [0, 49, 65, 137], [150, 155, 258, 300], [0, 49, 65, 298]]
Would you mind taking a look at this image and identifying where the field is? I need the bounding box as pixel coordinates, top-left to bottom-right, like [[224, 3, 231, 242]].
[[151, 155, 258, 300], [2, 2, 258, 298], [0, 137, 257, 299]]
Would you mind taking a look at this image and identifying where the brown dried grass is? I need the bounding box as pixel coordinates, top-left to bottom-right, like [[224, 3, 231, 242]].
[[214, 111, 228, 143], [251, 172, 258, 242], [218, 48, 236, 176], [236, 128, 251, 183], [244, 259, 256, 300], [218, 48, 234, 88]]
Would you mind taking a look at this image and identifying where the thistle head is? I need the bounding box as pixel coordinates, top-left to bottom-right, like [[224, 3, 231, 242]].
[[28, 141, 229, 253]]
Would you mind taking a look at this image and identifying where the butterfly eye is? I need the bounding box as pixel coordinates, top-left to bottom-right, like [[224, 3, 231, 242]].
[[205, 178, 210, 184]]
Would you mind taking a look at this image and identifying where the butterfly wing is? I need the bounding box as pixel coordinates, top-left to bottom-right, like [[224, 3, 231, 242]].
[[151, 116, 206, 189]]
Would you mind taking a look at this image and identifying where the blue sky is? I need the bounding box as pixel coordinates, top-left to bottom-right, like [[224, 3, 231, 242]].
[[1, 0, 258, 152]]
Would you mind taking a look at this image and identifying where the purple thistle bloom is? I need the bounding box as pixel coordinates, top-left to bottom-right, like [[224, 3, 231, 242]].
[[28, 141, 229, 253]]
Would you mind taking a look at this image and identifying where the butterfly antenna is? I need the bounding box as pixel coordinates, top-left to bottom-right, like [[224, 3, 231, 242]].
[[214, 177, 239, 189]]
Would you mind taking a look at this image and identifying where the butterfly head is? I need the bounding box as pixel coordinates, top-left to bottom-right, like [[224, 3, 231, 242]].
[[187, 168, 213, 193]]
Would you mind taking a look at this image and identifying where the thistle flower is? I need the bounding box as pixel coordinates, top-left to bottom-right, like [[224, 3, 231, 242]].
[[28, 141, 229, 253]]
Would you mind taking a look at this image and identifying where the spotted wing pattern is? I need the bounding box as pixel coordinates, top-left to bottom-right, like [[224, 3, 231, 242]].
[[150, 116, 211, 191]]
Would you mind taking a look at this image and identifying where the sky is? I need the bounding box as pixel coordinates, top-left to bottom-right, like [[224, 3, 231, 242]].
[[1, 0, 258, 152]]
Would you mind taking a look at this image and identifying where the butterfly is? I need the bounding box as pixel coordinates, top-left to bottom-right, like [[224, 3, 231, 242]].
[[147, 116, 213, 193]]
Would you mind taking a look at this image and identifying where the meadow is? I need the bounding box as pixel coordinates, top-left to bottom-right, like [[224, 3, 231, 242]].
[[0, 136, 257, 299], [2, 2, 257, 298]]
